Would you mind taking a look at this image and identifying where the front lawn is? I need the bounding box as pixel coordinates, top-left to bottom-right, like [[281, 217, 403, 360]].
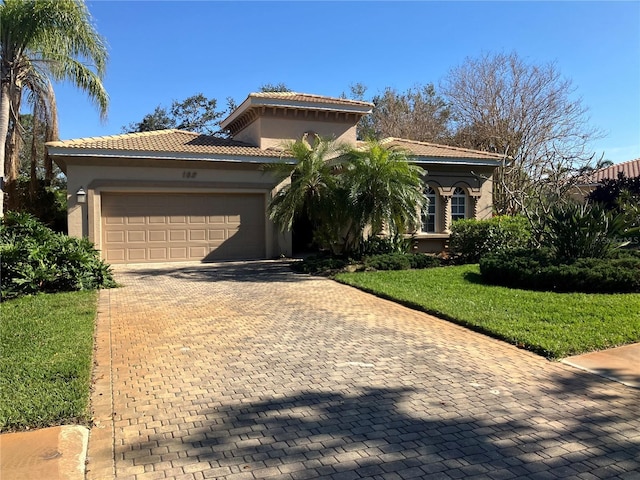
[[0, 291, 98, 432], [336, 264, 640, 359]]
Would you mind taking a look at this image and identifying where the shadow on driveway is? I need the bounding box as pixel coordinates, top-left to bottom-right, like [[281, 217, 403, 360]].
[[112, 259, 312, 284], [123, 369, 639, 478]]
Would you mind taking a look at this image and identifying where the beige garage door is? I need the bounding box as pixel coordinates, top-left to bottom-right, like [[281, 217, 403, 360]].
[[101, 193, 266, 264]]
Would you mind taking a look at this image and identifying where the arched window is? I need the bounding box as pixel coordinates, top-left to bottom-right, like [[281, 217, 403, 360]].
[[421, 186, 437, 233], [451, 187, 466, 222]]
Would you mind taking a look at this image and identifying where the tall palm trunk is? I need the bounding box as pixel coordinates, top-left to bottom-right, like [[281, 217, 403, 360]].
[[3, 84, 23, 211], [0, 79, 12, 215], [30, 112, 40, 200]]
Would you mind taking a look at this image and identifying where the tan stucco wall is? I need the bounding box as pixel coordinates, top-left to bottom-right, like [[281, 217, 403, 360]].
[[233, 116, 358, 149], [411, 165, 495, 253], [64, 158, 291, 259]]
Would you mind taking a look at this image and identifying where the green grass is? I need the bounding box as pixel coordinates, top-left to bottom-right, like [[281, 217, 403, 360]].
[[0, 291, 98, 432], [336, 265, 640, 359]]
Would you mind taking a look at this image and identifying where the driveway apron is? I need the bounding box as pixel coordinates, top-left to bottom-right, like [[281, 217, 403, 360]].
[[88, 261, 640, 480]]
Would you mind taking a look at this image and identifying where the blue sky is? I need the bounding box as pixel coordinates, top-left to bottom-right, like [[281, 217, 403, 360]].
[[54, 1, 640, 164]]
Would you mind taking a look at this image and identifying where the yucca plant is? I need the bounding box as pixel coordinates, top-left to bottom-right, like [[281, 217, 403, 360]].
[[543, 202, 625, 261]]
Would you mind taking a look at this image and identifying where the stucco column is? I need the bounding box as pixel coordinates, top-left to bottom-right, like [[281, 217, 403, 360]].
[[442, 195, 452, 233], [471, 196, 479, 219]]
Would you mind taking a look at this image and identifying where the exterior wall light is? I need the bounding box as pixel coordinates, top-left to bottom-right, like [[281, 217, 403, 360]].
[[76, 187, 87, 204]]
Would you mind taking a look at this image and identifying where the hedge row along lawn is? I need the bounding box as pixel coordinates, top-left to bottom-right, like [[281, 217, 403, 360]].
[[335, 264, 640, 359], [0, 291, 98, 432]]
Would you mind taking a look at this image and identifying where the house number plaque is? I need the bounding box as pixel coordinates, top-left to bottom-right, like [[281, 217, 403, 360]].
[[182, 171, 198, 179]]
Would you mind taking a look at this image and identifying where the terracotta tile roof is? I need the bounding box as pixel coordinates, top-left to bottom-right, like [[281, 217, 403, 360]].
[[378, 138, 506, 161], [46, 129, 290, 158], [588, 158, 640, 183], [248, 91, 374, 108], [221, 92, 373, 134]]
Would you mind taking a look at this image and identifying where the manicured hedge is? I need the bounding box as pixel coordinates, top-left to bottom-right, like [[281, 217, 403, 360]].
[[293, 252, 441, 274], [479, 248, 640, 293], [364, 253, 411, 271], [449, 215, 531, 264]]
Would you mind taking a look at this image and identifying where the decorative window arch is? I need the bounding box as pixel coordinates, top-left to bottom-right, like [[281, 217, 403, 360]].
[[421, 186, 437, 233], [451, 187, 467, 222]]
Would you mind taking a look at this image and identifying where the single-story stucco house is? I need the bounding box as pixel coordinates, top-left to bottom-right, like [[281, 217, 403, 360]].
[[46, 92, 504, 264]]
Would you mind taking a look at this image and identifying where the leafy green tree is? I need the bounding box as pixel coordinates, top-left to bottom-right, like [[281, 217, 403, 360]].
[[587, 173, 640, 243], [587, 172, 640, 212], [259, 83, 292, 92], [124, 106, 174, 132], [366, 85, 451, 142], [123, 94, 224, 135], [344, 83, 451, 142], [1, 0, 108, 214]]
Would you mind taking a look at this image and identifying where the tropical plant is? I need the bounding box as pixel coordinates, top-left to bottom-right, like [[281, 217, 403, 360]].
[[0, 0, 108, 214], [543, 202, 625, 261], [0, 212, 115, 300], [268, 136, 426, 255], [267, 134, 347, 252], [341, 140, 425, 251], [359, 233, 415, 257]]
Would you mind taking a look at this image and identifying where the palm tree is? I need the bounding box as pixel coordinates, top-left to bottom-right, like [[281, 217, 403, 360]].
[[0, 0, 108, 213], [267, 134, 347, 251], [341, 140, 425, 248]]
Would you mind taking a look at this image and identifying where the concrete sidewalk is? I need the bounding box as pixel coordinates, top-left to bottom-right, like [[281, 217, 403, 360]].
[[0, 426, 88, 480], [562, 343, 640, 389]]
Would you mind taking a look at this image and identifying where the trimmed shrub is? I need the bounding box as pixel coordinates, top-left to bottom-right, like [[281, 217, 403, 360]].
[[291, 255, 349, 274], [449, 215, 531, 264], [1, 212, 116, 300], [479, 248, 640, 293], [364, 253, 411, 271], [408, 253, 442, 269]]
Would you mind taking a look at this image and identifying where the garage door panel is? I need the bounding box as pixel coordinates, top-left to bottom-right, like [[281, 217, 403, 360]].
[[169, 230, 187, 241], [105, 231, 125, 243], [128, 249, 146, 261], [148, 231, 166, 242], [148, 248, 167, 260], [105, 249, 125, 262], [127, 230, 146, 242], [102, 193, 265, 264], [189, 230, 206, 241], [169, 247, 188, 259]]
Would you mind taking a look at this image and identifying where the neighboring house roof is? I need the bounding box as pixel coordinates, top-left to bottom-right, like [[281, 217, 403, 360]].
[[585, 158, 640, 184], [379, 138, 505, 166]]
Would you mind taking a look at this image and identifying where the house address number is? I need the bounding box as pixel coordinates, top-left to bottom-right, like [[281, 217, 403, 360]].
[[182, 171, 198, 179]]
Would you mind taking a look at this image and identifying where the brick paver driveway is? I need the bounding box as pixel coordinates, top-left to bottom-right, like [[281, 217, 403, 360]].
[[88, 261, 640, 480]]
